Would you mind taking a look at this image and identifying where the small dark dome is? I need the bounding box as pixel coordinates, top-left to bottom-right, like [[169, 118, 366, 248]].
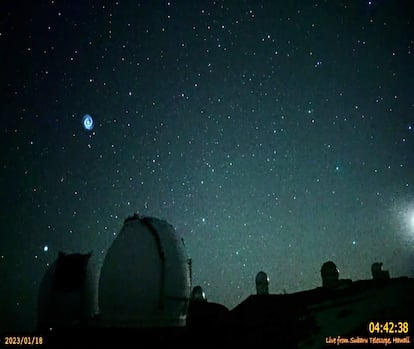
[[321, 261, 339, 288], [191, 286, 206, 302], [255, 271, 269, 295]]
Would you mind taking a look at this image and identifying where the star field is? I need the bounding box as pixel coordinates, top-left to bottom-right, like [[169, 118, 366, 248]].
[[1, 0, 413, 332]]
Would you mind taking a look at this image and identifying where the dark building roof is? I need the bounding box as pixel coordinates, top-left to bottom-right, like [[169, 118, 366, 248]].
[[38, 276, 414, 348]]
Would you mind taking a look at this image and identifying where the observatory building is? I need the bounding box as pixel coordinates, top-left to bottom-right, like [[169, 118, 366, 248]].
[[98, 213, 191, 327], [37, 252, 99, 330], [36, 214, 414, 348], [37, 214, 191, 331]]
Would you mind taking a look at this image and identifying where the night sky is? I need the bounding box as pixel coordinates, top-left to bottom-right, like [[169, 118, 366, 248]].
[[1, 0, 414, 333]]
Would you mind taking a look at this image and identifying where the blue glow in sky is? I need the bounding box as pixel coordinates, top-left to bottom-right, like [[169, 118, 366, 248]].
[[82, 114, 94, 131]]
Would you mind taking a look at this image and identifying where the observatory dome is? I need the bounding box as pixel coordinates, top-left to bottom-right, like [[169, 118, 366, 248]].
[[37, 252, 99, 330], [99, 214, 191, 327]]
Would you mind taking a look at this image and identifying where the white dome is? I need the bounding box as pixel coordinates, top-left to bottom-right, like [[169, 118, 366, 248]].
[[99, 214, 191, 327]]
